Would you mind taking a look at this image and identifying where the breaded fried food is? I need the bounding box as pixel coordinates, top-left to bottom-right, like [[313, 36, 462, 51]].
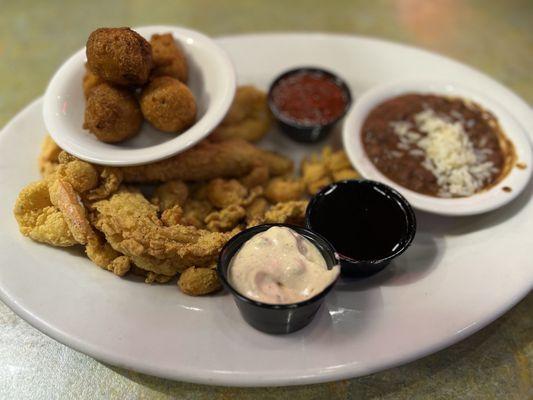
[[264, 200, 308, 225], [178, 267, 221, 296], [211, 86, 272, 142], [206, 179, 247, 208], [120, 138, 293, 183], [265, 177, 305, 203], [151, 180, 189, 211], [83, 83, 143, 143], [140, 76, 196, 133], [301, 147, 360, 195], [82, 67, 104, 98], [38, 135, 62, 177], [150, 33, 188, 82], [13, 180, 77, 247], [205, 204, 246, 232], [86, 236, 131, 276], [92, 190, 233, 276], [86, 27, 152, 86]]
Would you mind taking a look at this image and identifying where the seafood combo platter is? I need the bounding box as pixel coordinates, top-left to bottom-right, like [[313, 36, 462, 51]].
[[0, 27, 531, 386]]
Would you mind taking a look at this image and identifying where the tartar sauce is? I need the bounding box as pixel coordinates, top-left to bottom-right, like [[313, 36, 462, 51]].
[[229, 226, 339, 304]]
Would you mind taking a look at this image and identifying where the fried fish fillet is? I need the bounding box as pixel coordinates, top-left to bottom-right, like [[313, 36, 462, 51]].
[[92, 190, 233, 276], [120, 138, 292, 183]]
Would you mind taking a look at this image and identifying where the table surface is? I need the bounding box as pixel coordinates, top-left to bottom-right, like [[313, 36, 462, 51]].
[[1, 1, 532, 398]]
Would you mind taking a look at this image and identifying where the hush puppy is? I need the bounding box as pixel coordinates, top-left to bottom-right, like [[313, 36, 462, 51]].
[[83, 83, 143, 143], [86, 27, 152, 86], [150, 33, 188, 82], [140, 76, 196, 133], [82, 67, 104, 98]]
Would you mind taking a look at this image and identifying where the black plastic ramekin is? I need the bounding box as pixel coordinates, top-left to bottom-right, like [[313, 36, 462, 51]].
[[267, 67, 352, 143], [217, 223, 339, 334], [306, 180, 417, 278]]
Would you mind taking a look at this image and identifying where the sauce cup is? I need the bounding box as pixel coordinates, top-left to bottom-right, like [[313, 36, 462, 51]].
[[306, 180, 417, 277], [267, 67, 352, 143], [217, 223, 339, 334]]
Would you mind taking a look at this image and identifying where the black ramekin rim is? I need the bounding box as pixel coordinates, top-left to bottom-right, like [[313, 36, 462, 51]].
[[267, 66, 353, 130], [305, 179, 417, 266], [217, 223, 340, 310]]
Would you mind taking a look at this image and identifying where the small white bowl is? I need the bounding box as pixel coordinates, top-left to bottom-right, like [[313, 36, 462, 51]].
[[342, 80, 532, 216], [43, 25, 236, 166]]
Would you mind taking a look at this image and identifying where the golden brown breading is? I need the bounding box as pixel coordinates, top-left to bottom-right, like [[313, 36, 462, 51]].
[[205, 204, 246, 232], [301, 147, 360, 195], [83, 83, 143, 143], [211, 86, 272, 142], [92, 190, 232, 276], [181, 199, 213, 228], [86, 27, 152, 86], [38, 135, 62, 177], [85, 167, 123, 201], [120, 138, 293, 183], [151, 180, 189, 211], [13, 180, 77, 247], [206, 179, 247, 208], [140, 76, 196, 133], [264, 177, 305, 203], [240, 165, 270, 188], [245, 197, 269, 225], [178, 267, 221, 296], [150, 33, 188, 82], [264, 200, 308, 225], [85, 236, 130, 276], [161, 205, 184, 226]]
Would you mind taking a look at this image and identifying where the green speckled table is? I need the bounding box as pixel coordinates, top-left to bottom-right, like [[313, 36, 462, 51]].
[[0, 1, 532, 398]]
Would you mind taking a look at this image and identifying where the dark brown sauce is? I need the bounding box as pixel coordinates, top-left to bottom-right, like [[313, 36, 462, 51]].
[[502, 186, 512, 192], [308, 182, 410, 261]]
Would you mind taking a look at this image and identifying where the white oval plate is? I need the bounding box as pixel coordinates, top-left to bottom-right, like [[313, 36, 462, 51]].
[[43, 25, 236, 166], [343, 80, 532, 216], [1, 33, 532, 387]]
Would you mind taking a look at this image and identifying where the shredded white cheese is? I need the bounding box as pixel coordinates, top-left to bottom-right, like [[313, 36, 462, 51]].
[[390, 109, 495, 197]]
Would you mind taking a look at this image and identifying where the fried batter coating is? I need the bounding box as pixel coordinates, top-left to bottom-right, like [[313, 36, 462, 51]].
[[205, 204, 246, 232], [245, 197, 269, 225], [181, 199, 213, 228], [82, 67, 104, 98], [178, 267, 221, 296], [240, 165, 270, 188], [120, 138, 293, 183], [150, 33, 188, 82], [211, 86, 272, 142], [39, 135, 62, 177], [86, 236, 131, 276], [151, 180, 189, 211], [83, 83, 143, 143], [85, 167, 123, 201], [86, 27, 152, 86], [206, 179, 247, 208], [140, 76, 196, 133], [53, 159, 99, 194], [264, 200, 308, 225], [14, 181, 77, 246], [301, 147, 360, 195], [161, 205, 183, 226], [92, 190, 232, 276], [265, 177, 305, 203]]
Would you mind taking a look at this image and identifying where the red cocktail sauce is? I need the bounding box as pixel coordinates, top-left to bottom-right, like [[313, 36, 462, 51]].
[[271, 71, 347, 126]]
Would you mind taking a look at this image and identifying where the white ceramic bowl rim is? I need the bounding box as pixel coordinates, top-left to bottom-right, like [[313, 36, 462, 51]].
[[43, 25, 236, 166], [342, 79, 533, 216]]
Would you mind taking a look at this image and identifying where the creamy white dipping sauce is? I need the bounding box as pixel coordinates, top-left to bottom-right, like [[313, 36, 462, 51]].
[[229, 226, 340, 304]]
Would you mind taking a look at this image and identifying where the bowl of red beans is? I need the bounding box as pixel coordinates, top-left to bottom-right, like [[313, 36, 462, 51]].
[[268, 67, 352, 143]]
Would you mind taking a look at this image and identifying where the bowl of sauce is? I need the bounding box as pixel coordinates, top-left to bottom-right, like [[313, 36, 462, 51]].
[[218, 224, 340, 334], [306, 180, 416, 277], [268, 67, 352, 143]]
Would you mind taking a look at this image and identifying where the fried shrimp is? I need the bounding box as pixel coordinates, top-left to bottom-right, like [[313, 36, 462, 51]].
[[211, 86, 272, 142], [83, 83, 143, 143], [86, 27, 152, 86], [150, 33, 188, 82], [265, 177, 305, 203], [140, 76, 196, 133]]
